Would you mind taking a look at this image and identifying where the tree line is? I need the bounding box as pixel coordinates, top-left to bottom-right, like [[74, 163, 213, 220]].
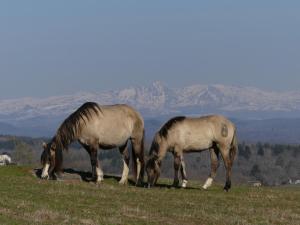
[[0, 135, 299, 186]]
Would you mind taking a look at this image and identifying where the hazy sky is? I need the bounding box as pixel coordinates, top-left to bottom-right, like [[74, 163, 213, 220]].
[[0, 0, 299, 98]]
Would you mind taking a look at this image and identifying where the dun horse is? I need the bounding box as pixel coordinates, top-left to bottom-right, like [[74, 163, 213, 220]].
[[146, 115, 237, 191], [41, 102, 145, 186]]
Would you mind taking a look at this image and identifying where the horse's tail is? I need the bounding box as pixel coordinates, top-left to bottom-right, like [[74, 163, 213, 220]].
[[132, 129, 145, 184], [230, 128, 238, 163]]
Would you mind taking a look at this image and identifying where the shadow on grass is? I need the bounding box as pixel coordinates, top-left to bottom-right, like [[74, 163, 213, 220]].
[[34, 168, 200, 190], [153, 183, 200, 190], [34, 168, 137, 186]]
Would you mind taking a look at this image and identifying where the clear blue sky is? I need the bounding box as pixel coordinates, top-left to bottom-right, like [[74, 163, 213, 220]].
[[0, 0, 299, 98]]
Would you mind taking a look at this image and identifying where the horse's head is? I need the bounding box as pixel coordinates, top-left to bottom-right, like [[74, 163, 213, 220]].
[[41, 141, 57, 179], [146, 135, 163, 188], [146, 157, 161, 188]]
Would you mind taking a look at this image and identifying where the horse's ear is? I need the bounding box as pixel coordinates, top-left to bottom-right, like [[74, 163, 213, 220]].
[[42, 142, 47, 149]]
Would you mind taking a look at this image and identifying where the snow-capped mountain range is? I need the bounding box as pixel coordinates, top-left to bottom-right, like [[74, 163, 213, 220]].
[[1, 81, 300, 125]]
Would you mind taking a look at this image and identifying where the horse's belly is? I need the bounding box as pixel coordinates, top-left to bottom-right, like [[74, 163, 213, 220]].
[[99, 133, 130, 147], [179, 127, 214, 151], [182, 139, 212, 152], [81, 119, 133, 148]]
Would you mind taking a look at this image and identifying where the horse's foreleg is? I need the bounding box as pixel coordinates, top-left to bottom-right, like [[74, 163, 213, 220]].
[[119, 143, 130, 185], [88, 149, 96, 180], [180, 156, 188, 188], [41, 163, 50, 179], [90, 150, 103, 183], [203, 147, 220, 190], [81, 143, 98, 182], [173, 154, 181, 187]]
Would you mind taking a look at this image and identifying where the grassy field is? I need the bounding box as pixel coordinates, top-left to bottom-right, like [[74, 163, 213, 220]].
[[0, 166, 299, 225]]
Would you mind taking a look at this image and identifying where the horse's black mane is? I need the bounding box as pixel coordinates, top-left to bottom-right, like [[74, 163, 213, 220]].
[[149, 140, 160, 158], [55, 102, 102, 150], [159, 116, 186, 138]]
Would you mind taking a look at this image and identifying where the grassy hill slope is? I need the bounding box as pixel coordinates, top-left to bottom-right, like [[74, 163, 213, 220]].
[[0, 166, 299, 225]]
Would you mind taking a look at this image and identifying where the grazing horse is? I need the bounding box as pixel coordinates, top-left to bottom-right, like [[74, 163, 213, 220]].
[[146, 115, 238, 192], [41, 102, 145, 186]]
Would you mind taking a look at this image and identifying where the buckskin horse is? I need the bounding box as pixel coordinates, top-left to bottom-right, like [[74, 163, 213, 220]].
[[146, 115, 237, 191], [41, 102, 145, 186]]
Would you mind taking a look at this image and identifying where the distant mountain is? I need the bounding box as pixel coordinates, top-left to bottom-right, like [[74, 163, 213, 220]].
[[1, 81, 300, 141], [1, 81, 300, 123]]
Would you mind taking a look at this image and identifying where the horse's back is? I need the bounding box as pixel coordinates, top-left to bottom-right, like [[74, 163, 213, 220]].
[[164, 115, 236, 151], [187, 115, 235, 139], [79, 104, 144, 147], [98, 104, 144, 128], [190, 115, 236, 146]]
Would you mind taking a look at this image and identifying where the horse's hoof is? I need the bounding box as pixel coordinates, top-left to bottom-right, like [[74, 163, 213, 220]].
[[224, 181, 231, 192], [223, 187, 230, 192], [135, 180, 144, 187], [95, 181, 102, 186], [181, 180, 188, 188], [56, 173, 64, 180], [92, 176, 102, 183], [55, 176, 64, 182], [172, 181, 180, 188], [41, 174, 49, 180], [119, 180, 128, 185], [95, 178, 103, 185]]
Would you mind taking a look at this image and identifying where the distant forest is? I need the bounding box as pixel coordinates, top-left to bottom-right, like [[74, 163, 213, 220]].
[[0, 135, 299, 186]]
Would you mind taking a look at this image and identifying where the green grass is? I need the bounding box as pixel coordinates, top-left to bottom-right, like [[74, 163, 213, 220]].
[[0, 166, 299, 225]]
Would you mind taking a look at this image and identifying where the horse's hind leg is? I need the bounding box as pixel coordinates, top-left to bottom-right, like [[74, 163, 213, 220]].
[[119, 142, 130, 185], [180, 156, 188, 188], [131, 138, 144, 186], [219, 145, 233, 192], [203, 147, 220, 190]]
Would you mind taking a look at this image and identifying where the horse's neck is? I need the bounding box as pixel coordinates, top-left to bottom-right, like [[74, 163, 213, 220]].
[[53, 134, 71, 150]]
